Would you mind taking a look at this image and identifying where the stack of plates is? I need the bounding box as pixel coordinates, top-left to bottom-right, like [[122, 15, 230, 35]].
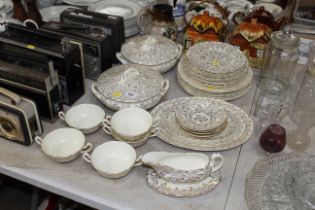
[[88, 0, 141, 37], [151, 97, 253, 151], [177, 42, 253, 101]]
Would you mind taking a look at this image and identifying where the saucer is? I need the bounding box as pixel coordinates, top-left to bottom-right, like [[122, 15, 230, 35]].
[[147, 170, 221, 197]]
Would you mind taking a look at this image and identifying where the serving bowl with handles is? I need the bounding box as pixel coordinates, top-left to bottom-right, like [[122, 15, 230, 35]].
[[35, 128, 93, 163], [82, 141, 142, 179]]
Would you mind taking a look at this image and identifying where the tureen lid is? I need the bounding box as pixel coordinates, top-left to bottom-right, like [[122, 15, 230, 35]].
[[121, 35, 179, 66], [95, 64, 165, 103]]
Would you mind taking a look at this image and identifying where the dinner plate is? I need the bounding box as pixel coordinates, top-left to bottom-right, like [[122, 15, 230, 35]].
[[63, 0, 98, 7], [151, 97, 253, 151], [39, 6, 79, 22], [88, 0, 141, 20]]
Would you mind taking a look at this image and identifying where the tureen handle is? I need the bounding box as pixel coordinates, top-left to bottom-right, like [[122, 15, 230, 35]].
[[177, 44, 183, 59], [91, 83, 102, 100], [58, 111, 66, 121], [209, 153, 224, 172], [119, 68, 141, 85], [116, 53, 129, 64], [160, 80, 170, 95]]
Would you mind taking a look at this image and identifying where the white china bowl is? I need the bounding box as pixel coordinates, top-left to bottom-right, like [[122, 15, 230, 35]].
[[83, 141, 139, 178], [102, 107, 153, 141], [58, 104, 105, 134], [39, 6, 79, 22], [35, 128, 92, 163]]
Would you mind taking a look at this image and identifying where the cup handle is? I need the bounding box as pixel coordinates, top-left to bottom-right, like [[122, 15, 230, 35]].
[[81, 143, 93, 154], [209, 153, 224, 172], [133, 155, 143, 167], [58, 111, 66, 121], [102, 115, 112, 127], [34, 136, 43, 146], [136, 8, 152, 33], [91, 83, 102, 100], [177, 44, 183, 59], [116, 52, 129, 64], [82, 152, 92, 163], [102, 123, 112, 135], [160, 79, 170, 95]]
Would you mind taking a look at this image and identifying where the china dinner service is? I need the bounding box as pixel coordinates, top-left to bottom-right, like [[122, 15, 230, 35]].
[[116, 35, 183, 73], [88, 0, 141, 37], [177, 42, 253, 101], [91, 65, 169, 110], [58, 104, 106, 134], [246, 153, 315, 210]]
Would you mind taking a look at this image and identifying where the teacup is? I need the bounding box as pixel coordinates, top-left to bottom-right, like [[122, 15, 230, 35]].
[[102, 107, 156, 142], [35, 128, 93, 163], [82, 141, 142, 179], [58, 104, 105, 134]]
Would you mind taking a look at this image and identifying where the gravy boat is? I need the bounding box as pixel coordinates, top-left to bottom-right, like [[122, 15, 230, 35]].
[[142, 152, 224, 183]]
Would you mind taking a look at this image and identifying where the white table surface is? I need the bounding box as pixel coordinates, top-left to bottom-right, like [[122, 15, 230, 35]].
[[0, 68, 313, 210]]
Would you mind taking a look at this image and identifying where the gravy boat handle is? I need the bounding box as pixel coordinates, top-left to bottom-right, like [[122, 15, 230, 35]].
[[209, 153, 224, 172]]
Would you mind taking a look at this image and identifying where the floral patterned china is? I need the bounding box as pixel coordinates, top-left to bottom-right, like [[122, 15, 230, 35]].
[[151, 97, 253, 151], [147, 170, 221, 197], [116, 35, 183, 72], [187, 42, 246, 74], [142, 152, 224, 183], [175, 98, 227, 133], [91, 64, 169, 110]]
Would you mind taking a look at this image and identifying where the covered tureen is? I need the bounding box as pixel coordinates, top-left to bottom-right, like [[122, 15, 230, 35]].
[[92, 64, 169, 110]]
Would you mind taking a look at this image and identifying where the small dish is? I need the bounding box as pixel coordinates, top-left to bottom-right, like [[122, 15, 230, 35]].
[[142, 152, 224, 183], [58, 104, 105, 134], [82, 141, 141, 178], [175, 98, 227, 133], [35, 128, 92, 163], [102, 107, 154, 141]]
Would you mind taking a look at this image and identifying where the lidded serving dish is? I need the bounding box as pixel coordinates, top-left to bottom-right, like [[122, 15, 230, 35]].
[[92, 64, 169, 110], [116, 35, 183, 73]]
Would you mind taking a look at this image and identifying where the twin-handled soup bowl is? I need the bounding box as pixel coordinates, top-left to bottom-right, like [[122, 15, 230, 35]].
[[82, 141, 142, 179], [58, 104, 106, 134], [102, 107, 158, 143], [35, 128, 93, 163]]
